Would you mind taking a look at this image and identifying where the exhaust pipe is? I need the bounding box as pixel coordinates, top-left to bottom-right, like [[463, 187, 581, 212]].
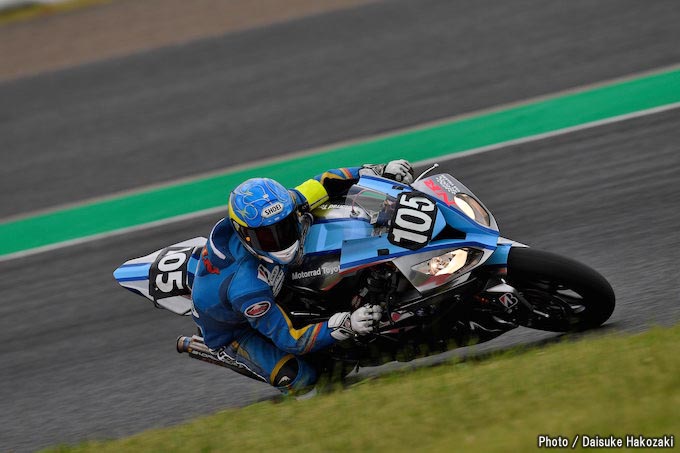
[[176, 335, 266, 382], [176, 335, 231, 369]]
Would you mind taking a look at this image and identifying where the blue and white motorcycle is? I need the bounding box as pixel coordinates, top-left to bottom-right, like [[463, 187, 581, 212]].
[[114, 169, 615, 375]]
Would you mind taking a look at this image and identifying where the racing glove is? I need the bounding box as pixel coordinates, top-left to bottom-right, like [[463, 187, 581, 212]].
[[328, 305, 383, 341], [361, 159, 414, 184], [384, 159, 414, 184]]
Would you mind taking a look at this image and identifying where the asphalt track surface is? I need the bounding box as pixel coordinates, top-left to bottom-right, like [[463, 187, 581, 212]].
[[2, 1, 680, 451], [3, 0, 680, 219]]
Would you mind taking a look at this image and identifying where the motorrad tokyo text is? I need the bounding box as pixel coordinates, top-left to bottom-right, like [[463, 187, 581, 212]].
[[537, 434, 674, 449]]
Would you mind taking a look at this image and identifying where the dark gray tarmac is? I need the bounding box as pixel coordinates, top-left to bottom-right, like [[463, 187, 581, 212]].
[[2, 110, 679, 452], [2, 0, 680, 218], [2, 0, 680, 451]]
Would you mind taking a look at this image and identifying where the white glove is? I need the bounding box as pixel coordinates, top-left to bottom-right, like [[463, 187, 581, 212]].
[[383, 159, 414, 184], [328, 305, 383, 341]]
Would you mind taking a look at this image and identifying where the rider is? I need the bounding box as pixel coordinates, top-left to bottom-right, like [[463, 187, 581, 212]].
[[190, 160, 414, 394]]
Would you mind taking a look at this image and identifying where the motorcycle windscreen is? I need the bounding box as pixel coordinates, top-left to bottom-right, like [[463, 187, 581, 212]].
[[339, 184, 446, 271], [411, 173, 498, 232]]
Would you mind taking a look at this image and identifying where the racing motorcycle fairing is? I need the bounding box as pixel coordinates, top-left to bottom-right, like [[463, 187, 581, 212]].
[[411, 173, 499, 233], [485, 237, 530, 268], [113, 237, 206, 315], [113, 174, 516, 310], [296, 174, 502, 294]]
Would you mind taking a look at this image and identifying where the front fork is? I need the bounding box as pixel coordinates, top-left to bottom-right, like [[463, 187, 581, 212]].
[[477, 274, 548, 328], [476, 241, 545, 323]]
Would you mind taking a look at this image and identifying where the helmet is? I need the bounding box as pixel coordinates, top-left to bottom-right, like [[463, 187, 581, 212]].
[[228, 178, 302, 264]]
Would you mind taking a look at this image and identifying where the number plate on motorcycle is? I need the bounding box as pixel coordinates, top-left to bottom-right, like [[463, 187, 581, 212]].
[[149, 246, 194, 300], [388, 192, 438, 250]]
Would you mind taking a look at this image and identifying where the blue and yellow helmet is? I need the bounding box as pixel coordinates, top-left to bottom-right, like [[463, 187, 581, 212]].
[[228, 178, 302, 264]]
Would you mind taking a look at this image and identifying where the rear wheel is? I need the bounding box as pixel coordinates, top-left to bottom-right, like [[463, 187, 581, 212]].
[[506, 248, 615, 332]]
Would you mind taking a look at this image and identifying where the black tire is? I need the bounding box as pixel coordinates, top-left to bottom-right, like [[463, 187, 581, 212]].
[[506, 247, 615, 332]]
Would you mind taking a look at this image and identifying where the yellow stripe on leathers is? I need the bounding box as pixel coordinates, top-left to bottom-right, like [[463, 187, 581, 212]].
[[230, 340, 252, 360], [270, 354, 295, 384], [275, 304, 312, 339], [295, 179, 329, 210]]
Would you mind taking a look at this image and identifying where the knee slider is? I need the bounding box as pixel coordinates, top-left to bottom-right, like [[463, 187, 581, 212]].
[[272, 356, 299, 387]]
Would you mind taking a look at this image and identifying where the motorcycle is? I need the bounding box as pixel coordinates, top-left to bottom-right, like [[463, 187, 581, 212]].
[[114, 167, 615, 379]]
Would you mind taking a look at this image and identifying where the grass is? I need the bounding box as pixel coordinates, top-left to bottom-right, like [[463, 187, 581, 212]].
[[0, 0, 111, 25], [45, 325, 680, 452]]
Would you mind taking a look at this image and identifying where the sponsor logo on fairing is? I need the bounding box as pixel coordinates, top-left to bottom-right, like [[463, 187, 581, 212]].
[[291, 268, 322, 279], [424, 179, 456, 206], [435, 175, 461, 195], [244, 301, 271, 318], [390, 311, 414, 322], [262, 202, 284, 218], [291, 265, 340, 280], [319, 203, 352, 210], [499, 292, 519, 308]]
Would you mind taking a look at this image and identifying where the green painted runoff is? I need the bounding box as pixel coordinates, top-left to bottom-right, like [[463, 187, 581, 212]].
[[2, 68, 679, 256]]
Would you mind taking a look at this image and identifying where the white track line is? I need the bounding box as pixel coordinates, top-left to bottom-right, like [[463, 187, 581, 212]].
[[2, 100, 679, 263], [416, 101, 680, 166], [5, 62, 680, 225]]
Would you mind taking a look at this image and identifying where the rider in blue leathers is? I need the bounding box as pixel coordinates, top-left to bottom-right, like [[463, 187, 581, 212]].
[[190, 160, 413, 394]]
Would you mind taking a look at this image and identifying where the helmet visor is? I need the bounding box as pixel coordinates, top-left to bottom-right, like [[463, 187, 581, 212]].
[[242, 211, 300, 253]]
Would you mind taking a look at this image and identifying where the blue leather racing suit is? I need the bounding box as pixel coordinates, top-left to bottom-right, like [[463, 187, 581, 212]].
[[190, 167, 363, 393]]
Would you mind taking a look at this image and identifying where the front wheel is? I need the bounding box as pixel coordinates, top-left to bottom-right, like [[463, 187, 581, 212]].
[[506, 248, 615, 332]]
